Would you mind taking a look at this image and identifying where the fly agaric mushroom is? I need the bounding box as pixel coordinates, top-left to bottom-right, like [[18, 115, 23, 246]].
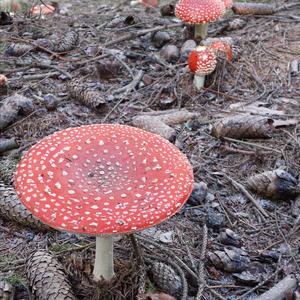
[[209, 40, 233, 61], [175, 0, 225, 40], [188, 46, 217, 90], [222, 0, 233, 9], [14, 124, 193, 281]]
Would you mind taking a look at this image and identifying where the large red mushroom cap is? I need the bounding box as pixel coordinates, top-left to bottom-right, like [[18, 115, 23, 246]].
[[175, 0, 225, 24], [14, 124, 193, 235], [188, 46, 217, 76]]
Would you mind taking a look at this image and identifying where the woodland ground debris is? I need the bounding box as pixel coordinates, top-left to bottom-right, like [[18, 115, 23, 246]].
[[0, 0, 300, 299]]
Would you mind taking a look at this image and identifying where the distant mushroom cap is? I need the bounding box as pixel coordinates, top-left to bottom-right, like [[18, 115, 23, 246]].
[[15, 124, 193, 235], [0, 74, 8, 87], [175, 0, 225, 24], [222, 0, 233, 9], [188, 46, 217, 76], [209, 40, 233, 61]]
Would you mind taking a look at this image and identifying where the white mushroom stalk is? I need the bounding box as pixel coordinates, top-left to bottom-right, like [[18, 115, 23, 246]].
[[94, 236, 114, 281], [195, 23, 209, 40]]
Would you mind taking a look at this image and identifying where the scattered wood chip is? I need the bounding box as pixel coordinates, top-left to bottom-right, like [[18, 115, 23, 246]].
[[273, 118, 300, 127], [211, 115, 274, 139], [246, 169, 300, 200]]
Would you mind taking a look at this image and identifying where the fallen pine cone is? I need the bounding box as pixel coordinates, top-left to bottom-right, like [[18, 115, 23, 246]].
[[52, 31, 79, 53], [0, 94, 34, 131], [5, 43, 33, 56], [26, 251, 76, 300], [246, 169, 300, 200], [0, 157, 19, 185], [207, 248, 250, 273], [132, 116, 176, 142], [232, 2, 275, 15], [67, 79, 107, 111], [218, 229, 242, 247], [211, 115, 274, 139], [149, 262, 182, 298], [0, 181, 49, 231]]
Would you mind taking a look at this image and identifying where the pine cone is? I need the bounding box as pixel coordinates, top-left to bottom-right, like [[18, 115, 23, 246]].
[[149, 262, 182, 297], [26, 251, 76, 300], [211, 114, 274, 139], [246, 169, 300, 200], [53, 31, 79, 53], [0, 181, 49, 231], [5, 43, 33, 56], [232, 3, 275, 15], [67, 79, 107, 111], [0, 157, 18, 185]]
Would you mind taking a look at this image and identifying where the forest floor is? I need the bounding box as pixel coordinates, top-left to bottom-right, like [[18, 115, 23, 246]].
[[0, 0, 300, 299]]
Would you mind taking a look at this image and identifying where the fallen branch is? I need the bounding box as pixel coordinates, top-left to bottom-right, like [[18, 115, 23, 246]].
[[255, 275, 297, 300]]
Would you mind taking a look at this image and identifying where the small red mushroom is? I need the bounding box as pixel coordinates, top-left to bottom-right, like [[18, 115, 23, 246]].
[[222, 0, 233, 9], [188, 46, 217, 90], [14, 124, 193, 281], [0, 75, 8, 87], [175, 0, 225, 40], [209, 40, 233, 61]]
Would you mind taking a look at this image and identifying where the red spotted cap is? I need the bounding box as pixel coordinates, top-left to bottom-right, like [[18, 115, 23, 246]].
[[222, 0, 233, 9], [14, 124, 194, 235], [210, 40, 233, 61], [175, 0, 225, 24], [188, 46, 217, 76]]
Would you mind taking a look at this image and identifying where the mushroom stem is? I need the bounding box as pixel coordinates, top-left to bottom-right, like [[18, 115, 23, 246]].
[[195, 23, 208, 39], [93, 235, 114, 281], [193, 74, 205, 90]]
